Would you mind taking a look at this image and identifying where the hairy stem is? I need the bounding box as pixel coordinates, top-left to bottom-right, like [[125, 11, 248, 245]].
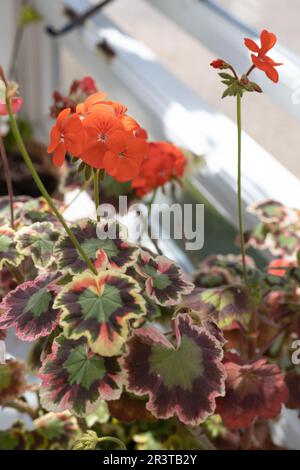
[[5, 94, 97, 275], [236, 93, 249, 288], [0, 134, 14, 229], [97, 436, 126, 450], [246, 64, 256, 77]]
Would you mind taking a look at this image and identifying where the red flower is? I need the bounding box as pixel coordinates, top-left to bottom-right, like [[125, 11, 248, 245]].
[[132, 142, 186, 197], [0, 96, 23, 116], [104, 130, 147, 182], [267, 258, 294, 277], [244, 30, 282, 83], [210, 59, 227, 69], [47, 108, 84, 167]]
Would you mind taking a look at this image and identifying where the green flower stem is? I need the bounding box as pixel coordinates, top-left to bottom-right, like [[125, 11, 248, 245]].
[[0, 134, 14, 229], [62, 177, 92, 213], [93, 169, 100, 222], [236, 93, 249, 288], [147, 189, 163, 255], [97, 436, 127, 450], [6, 96, 97, 275]]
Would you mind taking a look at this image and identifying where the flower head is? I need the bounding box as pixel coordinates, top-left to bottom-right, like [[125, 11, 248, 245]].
[[244, 29, 282, 82], [104, 130, 148, 182], [47, 108, 84, 167], [48, 87, 148, 181], [81, 111, 124, 169], [132, 142, 186, 197]]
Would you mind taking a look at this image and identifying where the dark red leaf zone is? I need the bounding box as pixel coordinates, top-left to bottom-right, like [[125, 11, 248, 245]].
[[0, 273, 60, 341], [56, 271, 146, 356], [136, 250, 194, 306], [124, 313, 225, 425], [216, 358, 288, 429], [55, 220, 139, 274], [39, 335, 123, 416]]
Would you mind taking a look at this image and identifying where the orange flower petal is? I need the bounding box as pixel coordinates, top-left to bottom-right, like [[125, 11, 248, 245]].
[[121, 115, 140, 132], [81, 141, 106, 169], [260, 29, 277, 55], [265, 66, 279, 83], [104, 150, 141, 181], [56, 108, 71, 131], [64, 113, 83, 134], [47, 126, 61, 153], [52, 142, 66, 167], [244, 38, 260, 53]]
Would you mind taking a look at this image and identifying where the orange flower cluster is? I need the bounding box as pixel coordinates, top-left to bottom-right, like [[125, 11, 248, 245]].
[[48, 92, 148, 182], [131, 142, 186, 197]]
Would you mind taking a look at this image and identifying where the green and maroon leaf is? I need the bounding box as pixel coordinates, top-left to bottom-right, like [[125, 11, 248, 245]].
[[244, 223, 270, 251], [216, 358, 288, 429], [124, 313, 225, 425], [34, 411, 80, 447], [0, 273, 60, 341], [55, 220, 139, 274], [181, 286, 251, 329], [0, 228, 24, 270], [249, 200, 287, 223], [39, 335, 123, 416], [55, 271, 146, 356], [271, 227, 300, 257], [136, 250, 194, 306], [0, 360, 26, 404], [194, 254, 256, 288], [16, 222, 61, 269], [108, 392, 155, 422]]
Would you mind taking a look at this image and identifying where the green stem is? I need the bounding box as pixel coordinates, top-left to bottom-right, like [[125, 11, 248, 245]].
[[0, 134, 14, 229], [6, 96, 97, 275], [147, 189, 163, 255], [93, 169, 100, 221], [236, 93, 249, 288], [97, 436, 126, 450], [62, 177, 92, 213]]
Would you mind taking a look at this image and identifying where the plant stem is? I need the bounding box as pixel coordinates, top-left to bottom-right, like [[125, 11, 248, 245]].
[[2, 399, 38, 420], [246, 64, 256, 77], [0, 134, 14, 229], [147, 189, 163, 255], [5, 95, 97, 275], [236, 93, 249, 288], [62, 177, 92, 213], [97, 436, 126, 450], [93, 169, 100, 221]]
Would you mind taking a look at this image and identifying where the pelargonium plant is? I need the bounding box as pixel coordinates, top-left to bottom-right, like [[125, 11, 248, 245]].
[[0, 29, 299, 452]]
